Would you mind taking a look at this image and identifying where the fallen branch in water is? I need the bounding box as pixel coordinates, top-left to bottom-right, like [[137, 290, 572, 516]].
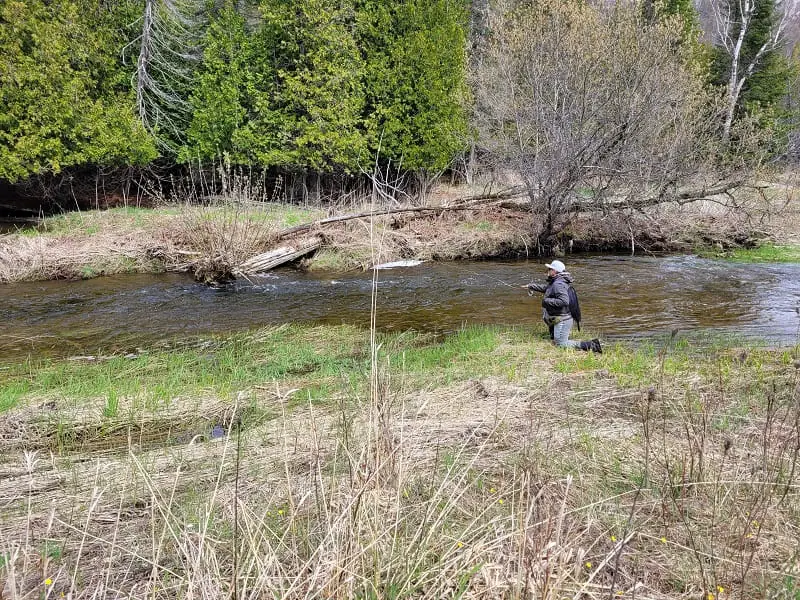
[[236, 237, 323, 274]]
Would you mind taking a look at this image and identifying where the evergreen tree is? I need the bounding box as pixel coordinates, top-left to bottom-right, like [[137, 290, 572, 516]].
[[186, 0, 366, 171], [0, 0, 157, 182], [709, 0, 794, 139], [355, 0, 470, 172], [736, 0, 794, 112], [182, 2, 252, 162]]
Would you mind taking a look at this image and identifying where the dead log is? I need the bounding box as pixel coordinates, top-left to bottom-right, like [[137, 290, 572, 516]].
[[274, 187, 526, 241], [236, 238, 322, 274], [570, 180, 747, 212]]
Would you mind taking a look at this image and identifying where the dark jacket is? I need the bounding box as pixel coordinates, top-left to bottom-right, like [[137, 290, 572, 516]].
[[528, 272, 574, 321]]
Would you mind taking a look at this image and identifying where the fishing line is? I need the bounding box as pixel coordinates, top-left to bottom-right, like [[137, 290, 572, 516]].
[[462, 267, 528, 290]]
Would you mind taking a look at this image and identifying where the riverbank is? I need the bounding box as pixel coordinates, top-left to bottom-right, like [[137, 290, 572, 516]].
[[1, 177, 799, 283], [1, 323, 799, 598]]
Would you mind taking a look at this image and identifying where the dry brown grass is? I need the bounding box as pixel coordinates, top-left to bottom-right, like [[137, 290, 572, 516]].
[[0, 233, 176, 282], [2, 338, 799, 599], [2, 171, 800, 283]]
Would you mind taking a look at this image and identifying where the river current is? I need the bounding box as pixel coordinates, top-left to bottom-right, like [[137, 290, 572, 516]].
[[1, 255, 799, 360]]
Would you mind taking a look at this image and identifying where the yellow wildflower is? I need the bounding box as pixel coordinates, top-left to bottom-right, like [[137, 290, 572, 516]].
[[660, 536, 667, 544], [717, 586, 725, 593], [585, 561, 592, 569], [611, 535, 617, 542], [45, 578, 52, 586], [498, 499, 504, 505]]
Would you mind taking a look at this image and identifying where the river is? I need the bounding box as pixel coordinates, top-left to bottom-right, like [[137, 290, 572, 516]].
[[1, 255, 799, 361]]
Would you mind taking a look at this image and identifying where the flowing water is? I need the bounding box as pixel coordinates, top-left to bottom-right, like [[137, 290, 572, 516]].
[[1, 255, 799, 361]]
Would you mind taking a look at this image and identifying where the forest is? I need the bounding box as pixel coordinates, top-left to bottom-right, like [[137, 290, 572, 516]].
[[1, 0, 797, 205]]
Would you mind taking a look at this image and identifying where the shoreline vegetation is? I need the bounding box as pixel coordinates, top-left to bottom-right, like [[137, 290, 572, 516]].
[[4, 0, 800, 597], [1, 323, 798, 598], [1, 176, 800, 285]]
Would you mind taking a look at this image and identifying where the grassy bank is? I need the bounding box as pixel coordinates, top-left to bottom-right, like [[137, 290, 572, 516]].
[[0, 204, 325, 283], [699, 243, 800, 263], [2, 174, 798, 283], [2, 323, 799, 598]]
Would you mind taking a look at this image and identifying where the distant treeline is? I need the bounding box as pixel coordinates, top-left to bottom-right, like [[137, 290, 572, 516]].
[[1, 0, 798, 201]]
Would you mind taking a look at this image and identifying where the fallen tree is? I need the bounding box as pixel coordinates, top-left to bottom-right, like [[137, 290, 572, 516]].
[[273, 186, 525, 240]]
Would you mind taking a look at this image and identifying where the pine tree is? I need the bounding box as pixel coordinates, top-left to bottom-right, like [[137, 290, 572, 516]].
[[0, 0, 157, 182]]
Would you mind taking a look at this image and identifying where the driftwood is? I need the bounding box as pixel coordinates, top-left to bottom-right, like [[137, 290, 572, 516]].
[[274, 186, 526, 240], [236, 237, 322, 274]]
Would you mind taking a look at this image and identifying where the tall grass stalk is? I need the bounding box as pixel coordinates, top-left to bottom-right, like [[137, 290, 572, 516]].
[[2, 323, 800, 596]]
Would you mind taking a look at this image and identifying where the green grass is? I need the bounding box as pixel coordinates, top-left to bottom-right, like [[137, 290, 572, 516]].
[[0, 324, 515, 413], [2, 321, 794, 423], [386, 326, 501, 378], [20, 204, 324, 239], [701, 243, 800, 263], [0, 325, 367, 410]]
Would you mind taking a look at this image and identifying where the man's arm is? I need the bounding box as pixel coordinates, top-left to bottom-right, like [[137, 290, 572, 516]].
[[526, 282, 547, 293]]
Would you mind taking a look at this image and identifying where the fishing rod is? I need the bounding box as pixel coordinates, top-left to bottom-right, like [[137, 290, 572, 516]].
[[462, 267, 529, 290]]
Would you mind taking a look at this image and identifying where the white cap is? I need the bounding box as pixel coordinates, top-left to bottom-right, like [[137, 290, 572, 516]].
[[545, 260, 566, 273]]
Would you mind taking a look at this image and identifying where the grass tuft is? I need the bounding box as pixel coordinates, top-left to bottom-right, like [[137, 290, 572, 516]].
[[1, 323, 799, 598]]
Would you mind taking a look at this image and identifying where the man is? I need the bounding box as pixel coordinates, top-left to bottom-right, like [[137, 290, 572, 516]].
[[524, 260, 602, 353]]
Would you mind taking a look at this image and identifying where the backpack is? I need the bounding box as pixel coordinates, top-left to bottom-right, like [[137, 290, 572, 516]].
[[568, 286, 582, 331]]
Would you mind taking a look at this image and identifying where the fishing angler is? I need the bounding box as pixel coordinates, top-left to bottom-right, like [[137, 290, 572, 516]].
[[523, 260, 602, 353]]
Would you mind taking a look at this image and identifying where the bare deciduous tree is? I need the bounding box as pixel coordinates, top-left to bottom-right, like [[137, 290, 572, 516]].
[[472, 0, 734, 246], [708, 0, 798, 141]]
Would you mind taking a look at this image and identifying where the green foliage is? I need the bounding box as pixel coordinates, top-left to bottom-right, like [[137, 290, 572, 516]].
[[185, 0, 469, 173], [0, 0, 157, 182], [710, 0, 797, 130], [182, 3, 252, 162], [1, 0, 470, 179], [248, 0, 366, 170], [186, 0, 367, 170], [355, 0, 470, 170]]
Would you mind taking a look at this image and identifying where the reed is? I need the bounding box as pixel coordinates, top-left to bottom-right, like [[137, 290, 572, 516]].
[[1, 322, 799, 598]]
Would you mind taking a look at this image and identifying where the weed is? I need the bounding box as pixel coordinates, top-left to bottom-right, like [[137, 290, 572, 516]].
[[103, 391, 119, 418], [701, 244, 800, 263]]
